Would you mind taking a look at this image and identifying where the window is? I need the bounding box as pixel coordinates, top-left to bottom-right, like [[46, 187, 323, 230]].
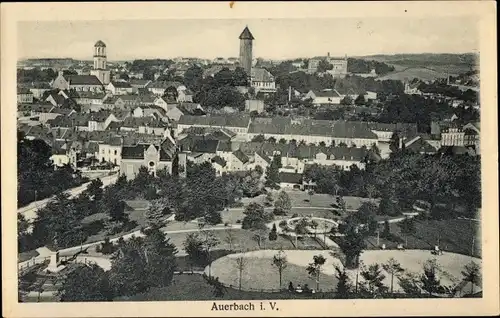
[[114, 150, 117, 155]]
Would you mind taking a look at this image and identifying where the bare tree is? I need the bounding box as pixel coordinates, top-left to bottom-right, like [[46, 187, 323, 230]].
[[224, 228, 235, 251], [252, 229, 268, 249], [272, 249, 288, 290], [234, 254, 248, 291], [382, 258, 404, 295]]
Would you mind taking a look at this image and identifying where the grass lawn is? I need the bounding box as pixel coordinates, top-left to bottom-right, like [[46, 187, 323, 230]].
[[18, 250, 40, 263], [210, 250, 340, 292], [364, 218, 481, 257], [165, 228, 304, 258], [115, 274, 336, 301]]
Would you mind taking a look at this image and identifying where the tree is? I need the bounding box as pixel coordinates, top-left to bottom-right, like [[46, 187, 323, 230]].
[[109, 199, 127, 222], [242, 202, 272, 230], [398, 217, 416, 247], [389, 131, 400, 154], [145, 198, 170, 229], [109, 241, 150, 296], [338, 221, 366, 269], [420, 259, 444, 296], [268, 223, 278, 241], [234, 254, 248, 291], [272, 250, 288, 290], [204, 208, 222, 225], [85, 178, 103, 201], [382, 219, 391, 238], [335, 265, 352, 298], [382, 258, 404, 295], [398, 271, 422, 295], [274, 191, 292, 215], [265, 154, 282, 188], [59, 264, 113, 301], [461, 261, 481, 295], [224, 228, 235, 251], [200, 229, 220, 278], [340, 95, 353, 106], [317, 59, 333, 73], [308, 189, 315, 202], [306, 255, 326, 291], [183, 233, 207, 271], [252, 229, 268, 249], [279, 138, 287, 144], [378, 192, 400, 216], [264, 192, 274, 207], [360, 264, 387, 296], [354, 94, 366, 106]]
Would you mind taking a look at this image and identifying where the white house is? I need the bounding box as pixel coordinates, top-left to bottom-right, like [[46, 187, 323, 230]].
[[107, 81, 136, 95], [304, 90, 342, 105]]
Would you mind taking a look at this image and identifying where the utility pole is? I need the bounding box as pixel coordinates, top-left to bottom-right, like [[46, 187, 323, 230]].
[[471, 237, 475, 256]]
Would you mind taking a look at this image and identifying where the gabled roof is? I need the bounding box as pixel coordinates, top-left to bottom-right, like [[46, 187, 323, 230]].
[[192, 139, 219, 153], [178, 115, 251, 128], [311, 90, 341, 98], [239, 26, 255, 40], [129, 79, 151, 86], [211, 156, 227, 167], [122, 144, 147, 159], [251, 68, 274, 82], [89, 111, 112, 122], [147, 81, 183, 89], [233, 149, 249, 164], [67, 75, 103, 86], [110, 81, 132, 88], [405, 137, 437, 154]]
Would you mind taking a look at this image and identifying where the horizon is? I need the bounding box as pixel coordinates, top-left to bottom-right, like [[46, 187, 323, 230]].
[[18, 51, 479, 63], [17, 17, 479, 61]]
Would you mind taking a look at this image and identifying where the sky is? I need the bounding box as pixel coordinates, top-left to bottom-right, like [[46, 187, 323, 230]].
[[17, 17, 479, 61]]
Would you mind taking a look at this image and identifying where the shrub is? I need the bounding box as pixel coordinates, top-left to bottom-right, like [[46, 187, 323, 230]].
[[292, 213, 299, 218], [236, 219, 242, 224]]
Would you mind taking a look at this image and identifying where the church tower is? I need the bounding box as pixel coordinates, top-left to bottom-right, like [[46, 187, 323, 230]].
[[239, 26, 254, 76], [90, 40, 110, 85]]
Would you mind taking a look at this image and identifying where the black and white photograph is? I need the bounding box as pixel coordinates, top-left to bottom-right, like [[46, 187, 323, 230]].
[[2, 1, 498, 317]]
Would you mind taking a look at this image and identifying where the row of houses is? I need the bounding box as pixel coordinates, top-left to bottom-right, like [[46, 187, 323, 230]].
[[176, 115, 418, 147]]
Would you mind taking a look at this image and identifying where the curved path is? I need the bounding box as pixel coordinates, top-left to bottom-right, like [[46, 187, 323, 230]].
[[18, 174, 119, 224]]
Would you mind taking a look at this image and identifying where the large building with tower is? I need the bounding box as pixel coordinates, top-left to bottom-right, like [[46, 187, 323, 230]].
[[90, 40, 111, 85], [239, 26, 254, 76]]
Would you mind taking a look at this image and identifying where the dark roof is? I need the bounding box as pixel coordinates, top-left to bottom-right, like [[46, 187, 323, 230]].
[[178, 115, 251, 128], [160, 138, 176, 161], [279, 172, 303, 184], [248, 117, 378, 139], [89, 111, 112, 122], [192, 139, 219, 153], [233, 149, 249, 164], [312, 90, 341, 98], [121, 144, 147, 159], [110, 81, 132, 88], [17, 87, 32, 94], [405, 137, 437, 154], [239, 26, 255, 40], [67, 75, 103, 86], [95, 40, 106, 47], [211, 156, 227, 167], [251, 68, 274, 82]]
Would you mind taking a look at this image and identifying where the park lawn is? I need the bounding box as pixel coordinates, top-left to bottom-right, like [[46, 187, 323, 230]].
[[115, 274, 336, 301], [289, 207, 337, 220], [364, 218, 481, 257], [166, 228, 298, 256]]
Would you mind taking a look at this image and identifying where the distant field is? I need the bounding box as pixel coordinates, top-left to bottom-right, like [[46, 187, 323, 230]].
[[377, 67, 449, 82]]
